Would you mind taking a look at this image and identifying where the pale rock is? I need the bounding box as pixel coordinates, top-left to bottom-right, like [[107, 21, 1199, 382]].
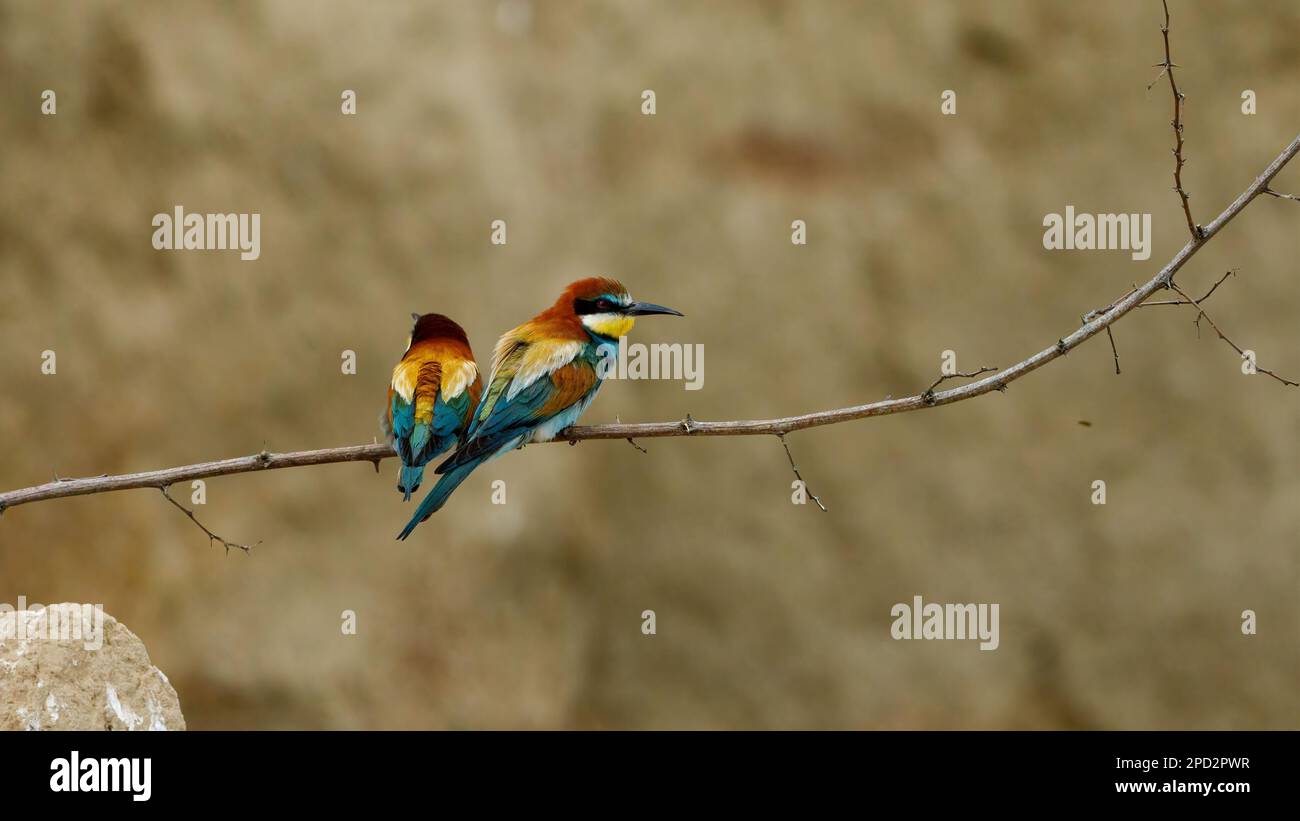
[[0, 603, 184, 730]]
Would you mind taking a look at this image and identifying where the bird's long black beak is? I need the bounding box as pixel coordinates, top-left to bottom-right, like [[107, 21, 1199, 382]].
[[626, 301, 684, 317]]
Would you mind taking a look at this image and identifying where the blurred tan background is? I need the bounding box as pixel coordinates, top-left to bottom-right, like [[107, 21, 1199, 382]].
[[1, 0, 1297, 729]]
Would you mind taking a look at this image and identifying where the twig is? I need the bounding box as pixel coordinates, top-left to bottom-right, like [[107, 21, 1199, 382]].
[[922, 367, 999, 405], [159, 486, 259, 555], [614, 414, 648, 453], [1082, 284, 1137, 375], [777, 433, 826, 512], [1140, 268, 1236, 340], [1151, 0, 1201, 240], [1140, 269, 1235, 306], [1264, 188, 1300, 202], [1166, 282, 1300, 387]]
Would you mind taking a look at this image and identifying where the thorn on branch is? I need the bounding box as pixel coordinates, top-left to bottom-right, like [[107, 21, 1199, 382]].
[[777, 433, 826, 512], [626, 438, 648, 454], [1264, 188, 1300, 202], [159, 486, 259, 555], [680, 414, 697, 434]]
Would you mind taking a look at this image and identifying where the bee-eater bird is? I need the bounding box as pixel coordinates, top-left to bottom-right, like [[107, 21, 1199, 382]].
[[382, 312, 483, 501], [396, 277, 683, 540]]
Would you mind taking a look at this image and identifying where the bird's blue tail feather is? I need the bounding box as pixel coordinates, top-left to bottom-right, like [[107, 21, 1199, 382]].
[[396, 459, 482, 540], [397, 465, 425, 502]]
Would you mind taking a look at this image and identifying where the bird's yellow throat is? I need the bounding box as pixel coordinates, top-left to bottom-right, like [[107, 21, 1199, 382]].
[[584, 314, 635, 339]]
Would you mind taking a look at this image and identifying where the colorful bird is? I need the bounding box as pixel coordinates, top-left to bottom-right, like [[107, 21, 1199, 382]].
[[396, 278, 682, 540], [382, 313, 483, 501]]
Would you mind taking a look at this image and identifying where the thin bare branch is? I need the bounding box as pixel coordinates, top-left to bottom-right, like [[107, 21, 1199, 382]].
[[1144, 63, 1170, 92], [1153, 0, 1202, 240], [778, 433, 826, 512], [1105, 326, 1122, 375], [159, 486, 259, 554], [1264, 187, 1300, 202], [1140, 269, 1235, 306], [1166, 282, 1300, 387]]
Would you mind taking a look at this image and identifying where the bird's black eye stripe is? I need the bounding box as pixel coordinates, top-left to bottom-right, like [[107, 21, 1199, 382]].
[[574, 297, 620, 315]]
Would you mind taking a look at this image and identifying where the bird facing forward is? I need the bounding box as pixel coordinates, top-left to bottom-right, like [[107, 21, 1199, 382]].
[[382, 313, 483, 501], [396, 278, 682, 540]]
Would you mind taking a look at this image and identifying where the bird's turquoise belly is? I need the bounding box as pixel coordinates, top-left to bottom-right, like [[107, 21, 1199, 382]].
[[530, 388, 599, 443]]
